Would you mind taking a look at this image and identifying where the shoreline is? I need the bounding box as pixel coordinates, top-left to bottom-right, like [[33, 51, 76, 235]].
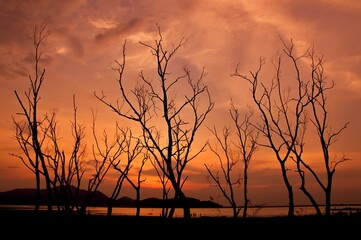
[[1, 203, 361, 218]]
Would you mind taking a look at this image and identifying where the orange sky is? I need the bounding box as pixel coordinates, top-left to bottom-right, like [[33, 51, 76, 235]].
[[0, 0, 360, 207]]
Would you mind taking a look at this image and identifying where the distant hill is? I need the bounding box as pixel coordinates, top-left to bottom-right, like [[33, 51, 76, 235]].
[[0, 188, 223, 208], [115, 196, 223, 208]]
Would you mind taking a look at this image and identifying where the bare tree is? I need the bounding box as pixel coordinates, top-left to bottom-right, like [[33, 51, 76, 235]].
[[205, 125, 242, 218], [230, 103, 258, 218], [12, 22, 53, 212], [12, 23, 114, 214], [205, 103, 258, 219], [107, 127, 145, 217], [43, 95, 87, 213], [294, 46, 349, 216], [36, 92, 116, 216], [81, 112, 121, 215], [232, 38, 311, 217], [95, 26, 214, 218], [123, 153, 148, 217], [233, 38, 349, 217], [150, 157, 171, 218]]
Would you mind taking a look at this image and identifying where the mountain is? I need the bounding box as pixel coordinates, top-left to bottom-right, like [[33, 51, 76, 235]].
[[0, 188, 223, 208], [115, 196, 222, 208]]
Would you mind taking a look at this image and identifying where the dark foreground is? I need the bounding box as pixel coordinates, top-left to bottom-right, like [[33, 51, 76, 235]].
[[1, 210, 360, 238]]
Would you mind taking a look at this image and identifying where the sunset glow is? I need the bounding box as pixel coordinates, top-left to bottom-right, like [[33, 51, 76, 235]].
[[1, 0, 361, 207]]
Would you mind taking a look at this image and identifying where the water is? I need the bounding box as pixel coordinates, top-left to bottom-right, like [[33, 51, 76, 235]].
[[1, 204, 360, 218], [87, 205, 361, 217]]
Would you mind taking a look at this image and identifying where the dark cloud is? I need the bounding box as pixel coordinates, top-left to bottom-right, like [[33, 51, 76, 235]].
[[0, 61, 28, 79]]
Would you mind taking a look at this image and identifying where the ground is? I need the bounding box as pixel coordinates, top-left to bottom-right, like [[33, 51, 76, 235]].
[[0, 210, 360, 238]]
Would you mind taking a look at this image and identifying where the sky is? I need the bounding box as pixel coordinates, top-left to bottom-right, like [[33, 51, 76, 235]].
[[0, 0, 361, 207]]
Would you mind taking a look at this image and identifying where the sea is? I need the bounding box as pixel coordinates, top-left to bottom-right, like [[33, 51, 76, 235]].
[[1, 204, 360, 218]]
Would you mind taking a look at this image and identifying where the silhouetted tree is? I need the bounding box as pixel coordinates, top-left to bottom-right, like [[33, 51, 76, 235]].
[[206, 125, 242, 218], [123, 152, 148, 217], [233, 37, 349, 217], [293, 44, 349, 216], [230, 103, 258, 218], [205, 103, 258, 218], [95, 26, 214, 218], [150, 156, 171, 218], [106, 126, 145, 217], [12, 22, 53, 212], [232, 38, 311, 217], [12, 23, 115, 214], [44, 95, 86, 213], [80, 112, 119, 215]]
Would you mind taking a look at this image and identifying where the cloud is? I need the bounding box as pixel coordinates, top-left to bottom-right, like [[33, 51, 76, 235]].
[[94, 18, 145, 43], [90, 18, 118, 30]]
